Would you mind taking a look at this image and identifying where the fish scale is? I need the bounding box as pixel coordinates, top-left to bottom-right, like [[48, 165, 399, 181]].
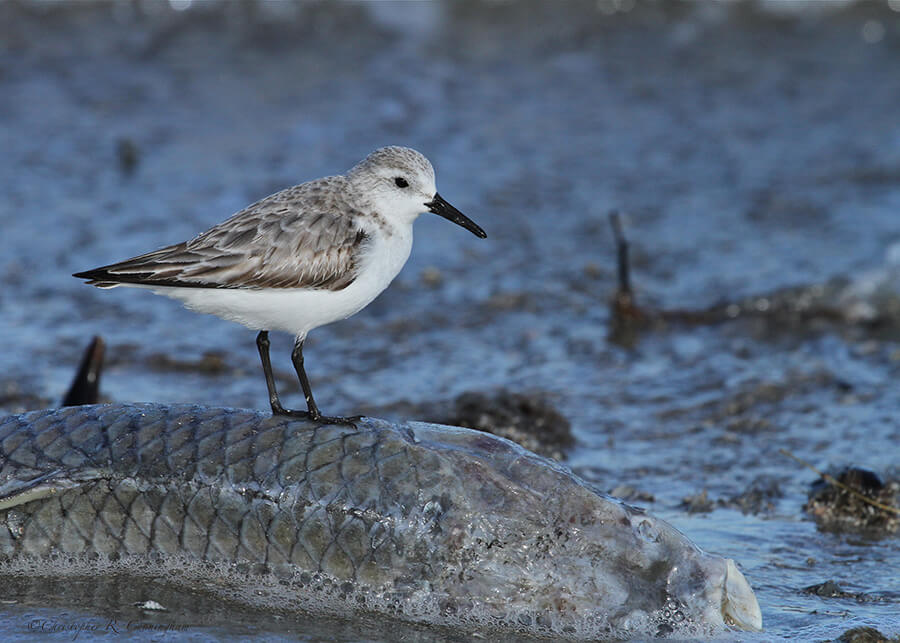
[[0, 403, 761, 638]]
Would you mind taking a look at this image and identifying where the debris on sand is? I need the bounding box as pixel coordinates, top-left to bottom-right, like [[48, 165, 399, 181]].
[[359, 389, 574, 460], [803, 579, 856, 599], [62, 336, 105, 407], [145, 350, 232, 375], [679, 490, 714, 514], [606, 211, 654, 348], [803, 580, 892, 605], [802, 466, 899, 535], [721, 475, 784, 515], [835, 626, 895, 643], [437, 390, 574, 461]]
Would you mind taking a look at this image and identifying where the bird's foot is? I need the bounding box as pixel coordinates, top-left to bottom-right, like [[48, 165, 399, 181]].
[[270, 405, 361, 426], [270, 406, 310, 419], [310, 413, 363, 427]]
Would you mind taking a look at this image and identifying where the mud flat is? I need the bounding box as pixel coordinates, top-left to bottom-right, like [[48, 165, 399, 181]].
[[2, 0, 900, 639]]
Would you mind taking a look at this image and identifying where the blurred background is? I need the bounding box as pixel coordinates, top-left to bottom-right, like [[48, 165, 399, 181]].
[[1, 0, 899, 640]]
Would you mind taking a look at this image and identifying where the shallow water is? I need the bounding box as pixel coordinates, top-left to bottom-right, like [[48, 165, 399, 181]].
[[1, 0, 899, 639]]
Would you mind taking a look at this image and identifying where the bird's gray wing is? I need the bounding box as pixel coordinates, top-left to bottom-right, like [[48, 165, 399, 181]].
[[74, 177, 370, 291]]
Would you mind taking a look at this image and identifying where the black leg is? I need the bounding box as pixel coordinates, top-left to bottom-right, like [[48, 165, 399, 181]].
[[291, 338, 361, 425], [256, 330, 306, 418], [291, 338, 320, 420]]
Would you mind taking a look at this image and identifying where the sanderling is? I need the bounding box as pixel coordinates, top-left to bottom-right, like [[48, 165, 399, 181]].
[[74, 146, 486, 423]]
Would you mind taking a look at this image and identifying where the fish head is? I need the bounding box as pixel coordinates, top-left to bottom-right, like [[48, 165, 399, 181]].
[[572, 497, 764, 637]]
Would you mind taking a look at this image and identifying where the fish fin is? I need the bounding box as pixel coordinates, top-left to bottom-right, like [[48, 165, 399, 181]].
[[0, 469, 79, 511]]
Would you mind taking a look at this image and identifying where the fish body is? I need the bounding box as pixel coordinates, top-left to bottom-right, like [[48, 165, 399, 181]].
[[0, 404, 761, 638]]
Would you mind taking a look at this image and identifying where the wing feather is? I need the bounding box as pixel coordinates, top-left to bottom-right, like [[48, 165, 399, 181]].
[[74, 177, 370, 291]]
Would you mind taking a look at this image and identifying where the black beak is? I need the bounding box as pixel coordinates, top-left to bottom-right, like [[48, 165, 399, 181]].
[[425, 193, 487, 239]]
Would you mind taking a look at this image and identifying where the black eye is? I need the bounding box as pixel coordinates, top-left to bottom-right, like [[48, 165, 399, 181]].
[[394, 177, 409, 188]]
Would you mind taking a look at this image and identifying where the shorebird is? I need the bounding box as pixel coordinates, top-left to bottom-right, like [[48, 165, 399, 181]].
[[74, 146, 486, 423]]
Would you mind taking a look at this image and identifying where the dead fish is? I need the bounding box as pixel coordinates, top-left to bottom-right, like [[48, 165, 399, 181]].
[[0, 404, 761, 638]]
